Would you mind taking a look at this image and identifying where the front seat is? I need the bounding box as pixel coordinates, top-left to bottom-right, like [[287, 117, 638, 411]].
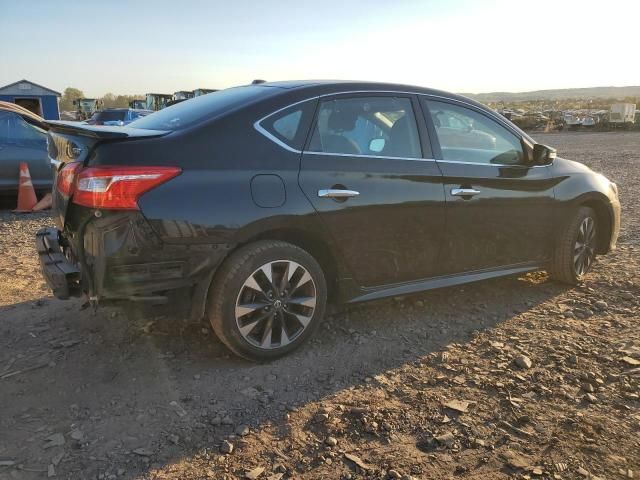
[[382, 115, 419, 158], [322, 110, 361, 155]]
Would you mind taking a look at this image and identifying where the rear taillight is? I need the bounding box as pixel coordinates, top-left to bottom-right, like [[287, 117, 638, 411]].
[[72, 166, 181, 210], [56, 162, 82, 196]]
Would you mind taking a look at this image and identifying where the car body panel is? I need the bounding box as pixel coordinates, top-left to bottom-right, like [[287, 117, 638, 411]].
[[549, 157, 620, 252], [433, 161, 556, 273], [299, 152, 446, 286]]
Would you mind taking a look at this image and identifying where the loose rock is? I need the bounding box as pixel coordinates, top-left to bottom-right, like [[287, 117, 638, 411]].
[[514, 355, 533, 369], [220, 440, 234, 454]]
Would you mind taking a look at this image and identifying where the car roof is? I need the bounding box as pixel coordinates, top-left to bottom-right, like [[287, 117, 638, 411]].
[[257, 80, 485, 108]]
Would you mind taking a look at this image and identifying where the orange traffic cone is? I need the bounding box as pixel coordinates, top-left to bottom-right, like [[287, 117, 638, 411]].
[[13, 162, 38, 212]]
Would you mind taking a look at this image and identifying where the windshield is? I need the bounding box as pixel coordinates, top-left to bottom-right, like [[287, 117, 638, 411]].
[[129, 85, 277, 131]]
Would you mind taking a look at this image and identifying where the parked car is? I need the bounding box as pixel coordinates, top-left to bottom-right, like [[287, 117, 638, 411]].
[[0, 101, 52, 196], [84, 108, 153, 126], [35, 81, 620, 361]]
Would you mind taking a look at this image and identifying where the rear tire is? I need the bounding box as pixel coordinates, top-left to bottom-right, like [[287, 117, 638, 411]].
[[207, 240, 327, 361], [550, 207, 598, 284]]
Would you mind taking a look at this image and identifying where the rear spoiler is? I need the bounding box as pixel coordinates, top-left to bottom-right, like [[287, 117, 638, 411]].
[[46, 120, 169, 139]]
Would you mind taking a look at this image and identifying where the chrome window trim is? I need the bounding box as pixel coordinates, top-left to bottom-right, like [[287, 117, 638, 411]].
[[254, 121, 302, 154], [253, 89, 535, 161], [435, 159, 548, 168], [305, 151, 436, 162]]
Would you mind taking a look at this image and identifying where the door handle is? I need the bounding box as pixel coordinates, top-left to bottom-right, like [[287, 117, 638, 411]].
[[318, 189, 360, 199], [451, 188, 481, 197]]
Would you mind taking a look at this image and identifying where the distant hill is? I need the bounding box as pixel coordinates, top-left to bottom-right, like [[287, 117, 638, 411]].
[[463, 86, 640, 102]]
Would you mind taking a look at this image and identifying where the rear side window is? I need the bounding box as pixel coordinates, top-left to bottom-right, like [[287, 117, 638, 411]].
[[273, 110, 302, 140], [129, 85, 278, 131], [424, 99, 524, 165], [307, 96, 422, 158], [258, 99, 317, 151]]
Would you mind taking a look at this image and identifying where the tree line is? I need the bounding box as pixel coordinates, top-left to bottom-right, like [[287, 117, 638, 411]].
[[59, 87, 144, 111]]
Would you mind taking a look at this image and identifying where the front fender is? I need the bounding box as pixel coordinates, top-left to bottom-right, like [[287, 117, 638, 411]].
[[551, 160, 620, 253]]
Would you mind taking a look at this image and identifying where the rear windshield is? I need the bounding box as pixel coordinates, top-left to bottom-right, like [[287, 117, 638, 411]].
[[94, 110, 126, 121], [128, 85, 277, 131]]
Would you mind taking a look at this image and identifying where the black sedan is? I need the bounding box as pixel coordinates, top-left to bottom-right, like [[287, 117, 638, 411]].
[[35, 81, 621, 361]]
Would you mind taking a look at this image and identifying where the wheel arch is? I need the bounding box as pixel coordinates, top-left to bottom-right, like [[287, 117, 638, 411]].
[[189, 225, 343, 321], [577, 193, 613, 254], [235, 227, 341, 301]]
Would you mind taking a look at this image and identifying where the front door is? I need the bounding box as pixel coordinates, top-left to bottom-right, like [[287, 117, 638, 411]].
[[299, 94, 446, 288], [421, 98, 555, 274]]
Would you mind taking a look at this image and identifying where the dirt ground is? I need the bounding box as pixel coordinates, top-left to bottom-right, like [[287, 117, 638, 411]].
[[0, 131, 638, 480]]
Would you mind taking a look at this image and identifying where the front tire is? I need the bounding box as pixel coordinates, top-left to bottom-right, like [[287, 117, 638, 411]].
[[207, 240, 327, 361], [550, 206, 598, 284]]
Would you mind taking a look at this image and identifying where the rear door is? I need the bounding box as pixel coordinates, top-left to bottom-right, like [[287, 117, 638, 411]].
[[299, 93, 446, 288], [421, 97, 555, 273]]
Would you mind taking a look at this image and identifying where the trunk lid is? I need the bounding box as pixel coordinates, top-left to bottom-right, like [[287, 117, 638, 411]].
[[46, 121, 168, 228]]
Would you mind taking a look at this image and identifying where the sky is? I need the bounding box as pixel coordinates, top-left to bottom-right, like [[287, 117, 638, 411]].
[[0, 0, 638, 97]]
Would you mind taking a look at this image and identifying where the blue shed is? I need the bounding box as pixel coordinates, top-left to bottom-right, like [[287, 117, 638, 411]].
[[0, 79, 61, 120]]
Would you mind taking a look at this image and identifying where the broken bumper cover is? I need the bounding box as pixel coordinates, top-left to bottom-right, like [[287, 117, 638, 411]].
[[36, 227, 83, 300]]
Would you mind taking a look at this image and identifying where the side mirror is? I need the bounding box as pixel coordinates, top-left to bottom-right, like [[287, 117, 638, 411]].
[[532, 143, 556, 165], [369, 138, 385, 153]]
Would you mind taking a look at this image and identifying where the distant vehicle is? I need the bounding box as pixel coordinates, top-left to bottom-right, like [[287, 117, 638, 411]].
[[511, 113, 549, 131], [129, 99, 146, 110], [73, 98, 103, 121], [36, 81, 620, 361], [193, 88, 217, 97], [145, 93, 173, 111], [609, 103, 636, 125], [564, 113, 583, 129], [0, 101, 51, 196], [173, 91, 194, 101], [84, 108, 153, 126], [166, 91, 195, 108]]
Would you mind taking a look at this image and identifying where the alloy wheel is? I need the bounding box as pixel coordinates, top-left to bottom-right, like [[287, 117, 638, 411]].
[[574, 216, 596, 277], [235, 260, 317, 349]]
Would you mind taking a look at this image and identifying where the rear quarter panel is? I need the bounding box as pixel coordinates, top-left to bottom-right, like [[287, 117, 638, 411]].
[[134, 103, 341, 271]]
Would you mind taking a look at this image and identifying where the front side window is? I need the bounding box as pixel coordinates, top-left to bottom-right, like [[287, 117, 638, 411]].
[[425, 99, 524, 165], [308, 96, 422, 158]]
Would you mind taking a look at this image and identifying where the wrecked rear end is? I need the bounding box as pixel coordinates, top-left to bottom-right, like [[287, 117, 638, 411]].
[[37, 122, 223, 314]]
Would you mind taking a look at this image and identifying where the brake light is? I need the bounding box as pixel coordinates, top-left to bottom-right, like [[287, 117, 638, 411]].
[[72, 166, 181, 210], [56, 162, 82, 196]]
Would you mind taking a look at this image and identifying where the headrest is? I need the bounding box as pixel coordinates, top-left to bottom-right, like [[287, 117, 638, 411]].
[[391, 115, 408, 132], [328, 109, 358, 132]]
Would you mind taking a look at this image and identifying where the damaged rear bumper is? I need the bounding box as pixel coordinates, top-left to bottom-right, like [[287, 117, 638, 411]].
[[35, 211, 231, 319], [36, 227, 82, 300]]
